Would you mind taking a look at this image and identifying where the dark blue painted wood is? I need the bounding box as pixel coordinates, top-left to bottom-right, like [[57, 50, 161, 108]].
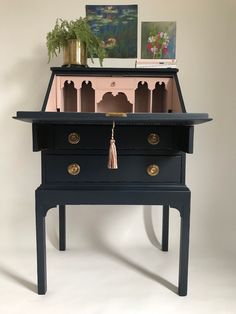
[[162, 205, 169, 252], [31, 124, 198, 154], [59, 205, 66, 251], [14, 67, 211, 297], [51, 66, 179, 77], [14, 111, 211, 125], [178, 203, 191, 296], [35, 201, 47, 295], [43, 154, 182, 184], [41, 73, 55, 112]]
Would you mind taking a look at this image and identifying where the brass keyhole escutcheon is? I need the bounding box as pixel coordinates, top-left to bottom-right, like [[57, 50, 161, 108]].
[[147, 164, 159, 176], [147, 133, 160, 145], [67, 163, 80, 176], [68, 132, 80, 144], [110, 81, 116, 87]]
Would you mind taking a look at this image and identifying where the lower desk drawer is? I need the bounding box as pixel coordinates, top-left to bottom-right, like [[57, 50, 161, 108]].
[[43, 154, 182, 184]]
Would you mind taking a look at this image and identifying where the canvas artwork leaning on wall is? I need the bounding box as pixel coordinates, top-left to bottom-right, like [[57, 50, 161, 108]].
[[141, 21, 176, 59], [86, 5, 138, 58]]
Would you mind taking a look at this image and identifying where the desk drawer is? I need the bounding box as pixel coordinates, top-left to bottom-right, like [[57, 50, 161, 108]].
[[92, 77, 136, 90], [43, 154, 182, 184], [53, 125, 173, 150]]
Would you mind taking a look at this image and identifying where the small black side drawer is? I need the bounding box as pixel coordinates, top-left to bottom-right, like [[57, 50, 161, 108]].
[[53, 125, 174, 150], [43, 154, 182, 184]]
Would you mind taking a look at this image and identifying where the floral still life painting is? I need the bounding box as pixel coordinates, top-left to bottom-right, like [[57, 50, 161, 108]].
[[141, 22, 176, 59], [86, 5, 137, 58]]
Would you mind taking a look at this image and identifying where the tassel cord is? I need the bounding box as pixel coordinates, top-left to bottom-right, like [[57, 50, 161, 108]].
[[108, 121, 118, 169]]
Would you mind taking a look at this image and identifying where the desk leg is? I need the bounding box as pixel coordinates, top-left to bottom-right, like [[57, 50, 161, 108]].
[[59, 205, 66, 251], [178, 204, 190, 296], [35, 205, 47, 295], [162, 205, 169, 251]]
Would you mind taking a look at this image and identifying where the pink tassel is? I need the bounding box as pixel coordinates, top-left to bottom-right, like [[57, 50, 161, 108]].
[[108, 121, 118, 169]]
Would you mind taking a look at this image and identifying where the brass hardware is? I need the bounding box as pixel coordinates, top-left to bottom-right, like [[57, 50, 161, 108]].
[[67, 163, 80, 176], [68, 132, 80, 144], [110, 81, 116, 87], [147, 164, 159, 177], [148, 133, 160, 145], [106, 112, 127, 117]]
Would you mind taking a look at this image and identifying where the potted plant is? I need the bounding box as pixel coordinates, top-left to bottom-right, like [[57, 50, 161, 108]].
[[46, 18, 106, 66]]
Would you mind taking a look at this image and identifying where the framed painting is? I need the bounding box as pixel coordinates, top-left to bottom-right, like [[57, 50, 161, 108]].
[[86, 5, 138, 58], [141, 21, 176, 59]]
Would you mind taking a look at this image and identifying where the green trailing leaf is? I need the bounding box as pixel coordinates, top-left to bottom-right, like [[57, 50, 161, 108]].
[[46, 18, 106, 66]]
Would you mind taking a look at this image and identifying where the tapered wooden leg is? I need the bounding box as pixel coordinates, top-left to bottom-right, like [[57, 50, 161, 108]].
[[36, 205, 47, 295], [178, 204, 190, 296], [59, 205, 66, 251], [162, 205, 169, 251]]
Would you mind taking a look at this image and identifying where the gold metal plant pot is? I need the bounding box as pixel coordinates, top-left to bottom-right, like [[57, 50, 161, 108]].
[[63, 39, 87, 66]]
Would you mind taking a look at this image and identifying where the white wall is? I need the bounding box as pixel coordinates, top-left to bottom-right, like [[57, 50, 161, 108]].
[[0, 0, 236, 256]]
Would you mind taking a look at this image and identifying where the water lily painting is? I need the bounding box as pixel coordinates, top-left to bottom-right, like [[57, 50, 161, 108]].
[[141, 22, 176, 59], [86, 5, 137, 58]]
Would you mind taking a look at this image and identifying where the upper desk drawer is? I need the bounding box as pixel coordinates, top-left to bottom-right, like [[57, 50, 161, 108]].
[[53, 125, 173, 150]]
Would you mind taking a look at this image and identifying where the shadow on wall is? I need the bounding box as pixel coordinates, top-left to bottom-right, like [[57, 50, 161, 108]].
[[47, 205, 162, 250], [2, 46, 60, 248], [3, 45, 51, 114], [3, 45, 51, 176]]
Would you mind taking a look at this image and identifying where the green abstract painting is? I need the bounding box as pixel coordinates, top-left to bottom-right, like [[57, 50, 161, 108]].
[[86, 5, 138, 58]]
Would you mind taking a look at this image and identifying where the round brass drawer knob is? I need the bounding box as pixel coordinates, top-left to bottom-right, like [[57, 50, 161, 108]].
[[147, 133, 160, 145], [68, 132, 80, 144], [147, 164, 159, 176], [67, 163, 80, 176]]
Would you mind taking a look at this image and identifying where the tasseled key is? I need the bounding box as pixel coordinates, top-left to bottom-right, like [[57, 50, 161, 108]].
[[108, 121, 118, 169]]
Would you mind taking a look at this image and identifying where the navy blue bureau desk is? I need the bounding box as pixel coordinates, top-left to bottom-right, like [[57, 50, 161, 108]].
[[14, 67, 211, 296]]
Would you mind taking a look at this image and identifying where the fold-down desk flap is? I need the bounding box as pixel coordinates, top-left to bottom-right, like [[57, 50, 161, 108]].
[[14, 111, 211, 125]]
